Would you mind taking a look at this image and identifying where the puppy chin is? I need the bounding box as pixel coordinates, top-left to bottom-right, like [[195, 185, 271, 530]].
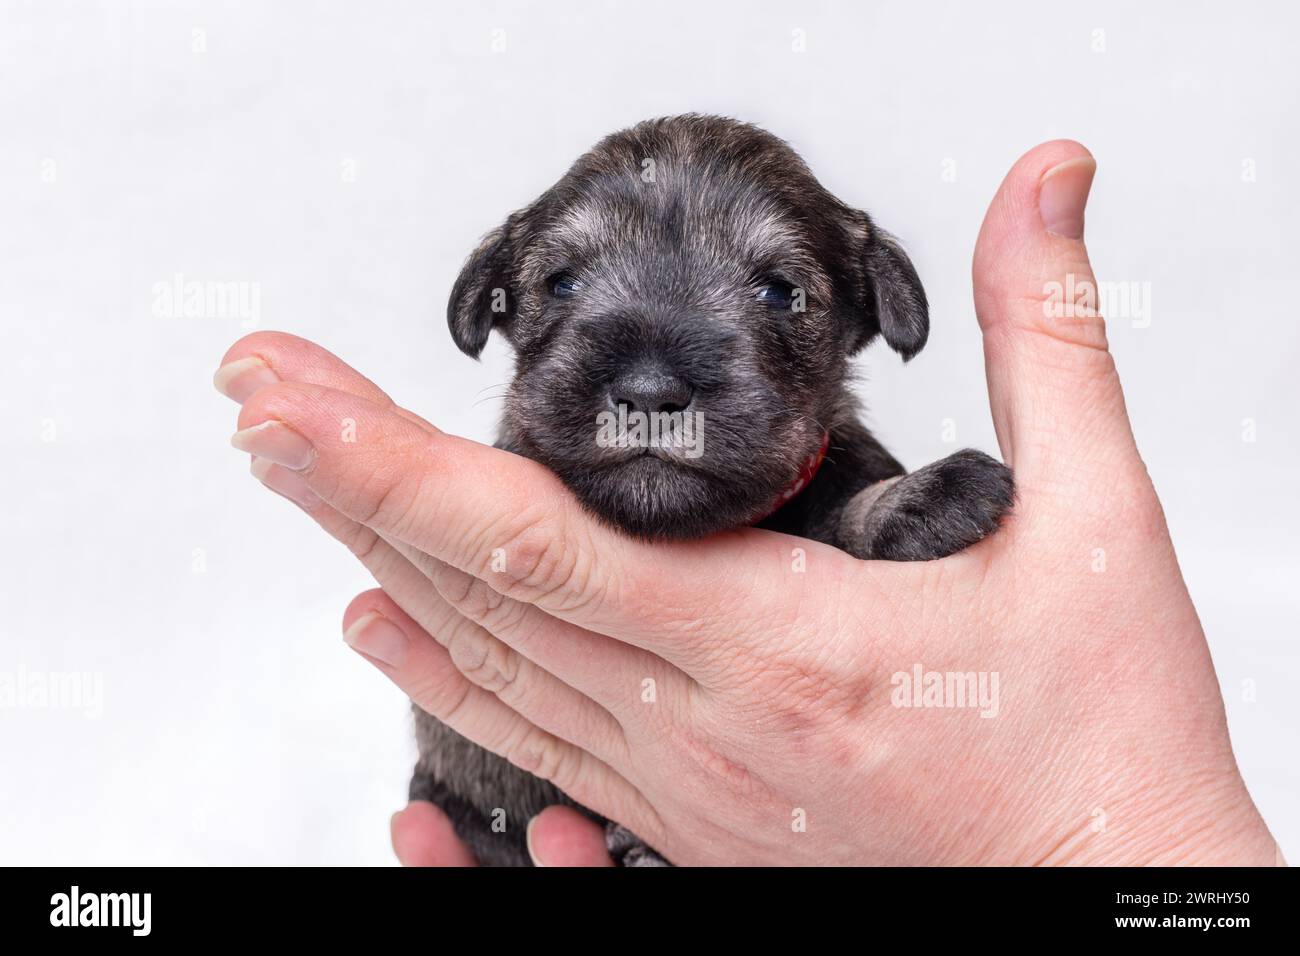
[[562, 455, 769, 541]]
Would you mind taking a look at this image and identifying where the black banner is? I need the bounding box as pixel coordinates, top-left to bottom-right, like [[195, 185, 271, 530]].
[[1, 866, 1292, 941]]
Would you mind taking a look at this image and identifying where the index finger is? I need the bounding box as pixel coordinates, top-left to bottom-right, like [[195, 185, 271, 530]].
[[214, 330, 436, 433], [231, 380, 895, 667]]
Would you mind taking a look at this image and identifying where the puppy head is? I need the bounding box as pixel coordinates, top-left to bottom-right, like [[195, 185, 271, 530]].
[[448, 115, 927, 539]]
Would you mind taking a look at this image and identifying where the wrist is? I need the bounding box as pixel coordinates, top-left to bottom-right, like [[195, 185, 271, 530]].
[[1047, 773, 1279, 867]]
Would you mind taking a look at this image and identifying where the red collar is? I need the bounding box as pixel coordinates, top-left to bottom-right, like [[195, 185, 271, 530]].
[[752, 432, 830, 523]]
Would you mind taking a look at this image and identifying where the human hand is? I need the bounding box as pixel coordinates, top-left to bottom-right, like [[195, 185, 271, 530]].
[[216, 140, 1279, 865], [389, 800, 611, 867]]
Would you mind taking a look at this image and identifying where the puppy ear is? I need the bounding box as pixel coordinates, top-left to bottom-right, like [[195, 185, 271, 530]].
[[447, 219, 516, 358], [859, 225, 929, 361]]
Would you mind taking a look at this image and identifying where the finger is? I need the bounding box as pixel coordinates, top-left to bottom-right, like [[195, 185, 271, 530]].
[[253, 450, 639, 752], [214, 331, 392, 407], [972, 141, 1144, 496], [388, 537, 688, 719], [214, 330, 435, 432], [256, 448, 671, 728], [227, 339, 655, 722], [339, 588, 662, 842], [255, 455, 647, 814], [526, 806, 615, 867], [344, 584, 629, 769], [235, 381, 897, 668], [391, 801, 478, 867]]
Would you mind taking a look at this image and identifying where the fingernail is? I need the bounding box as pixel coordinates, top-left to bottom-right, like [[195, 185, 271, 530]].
[[250, 456, 321, 509], [343, 611, 410, 669], [231, 420, 315, 470], [1039, 155, 1096, 240], [526, 815, 546, 867], [213, 356, 279, 403]]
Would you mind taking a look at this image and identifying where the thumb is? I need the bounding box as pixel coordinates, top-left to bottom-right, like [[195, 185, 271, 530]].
[[526, 807, 614, 867], [972, 141, 1142, 497], [390, 801, 479, 867]]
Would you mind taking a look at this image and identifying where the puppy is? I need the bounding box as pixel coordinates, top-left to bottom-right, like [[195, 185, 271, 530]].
[[413, 115, 1013, 865]]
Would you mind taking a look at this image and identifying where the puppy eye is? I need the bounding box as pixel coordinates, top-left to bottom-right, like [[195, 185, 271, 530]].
[[550, 273, 583, 298], [755, 280, 797, 309]]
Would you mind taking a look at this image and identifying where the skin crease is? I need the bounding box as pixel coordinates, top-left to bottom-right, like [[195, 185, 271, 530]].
[[217, 140, 1282, 867]]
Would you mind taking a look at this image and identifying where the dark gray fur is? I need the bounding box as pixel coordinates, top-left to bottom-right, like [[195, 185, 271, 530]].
[[415, 115, 1013, 865]]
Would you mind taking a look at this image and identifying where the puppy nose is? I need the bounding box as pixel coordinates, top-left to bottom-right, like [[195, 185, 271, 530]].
[[609, 365, 694, 415]]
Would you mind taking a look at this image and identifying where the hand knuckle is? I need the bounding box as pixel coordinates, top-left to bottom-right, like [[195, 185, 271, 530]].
[[674, 729, 766, 804], [414, 666, 474, 725], [507, 727, 572, 787], [494, 513, 604, 613], [451, 573, 507, 623], [353, 469, 423, 533], [446, 623, 524, 699], [342, 524, 383, 564]]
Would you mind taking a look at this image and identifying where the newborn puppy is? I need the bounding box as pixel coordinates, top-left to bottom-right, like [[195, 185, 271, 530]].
[[413, 115, 1013, 865]]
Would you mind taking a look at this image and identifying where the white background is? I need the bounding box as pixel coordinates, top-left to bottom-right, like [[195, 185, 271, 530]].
[[2, 0, 1296, 864]]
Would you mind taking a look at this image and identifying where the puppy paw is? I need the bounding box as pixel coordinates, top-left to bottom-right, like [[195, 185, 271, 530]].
[[604, 822, 672, 867], [841, 449, 1013, 561]]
